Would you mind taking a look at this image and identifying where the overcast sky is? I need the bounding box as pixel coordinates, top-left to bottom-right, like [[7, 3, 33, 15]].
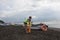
[[0, 0, 60, 23]]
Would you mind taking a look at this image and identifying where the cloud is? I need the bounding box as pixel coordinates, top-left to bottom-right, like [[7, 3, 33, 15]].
[[0, 0, 60, 22], [0, 0, 60, 13]]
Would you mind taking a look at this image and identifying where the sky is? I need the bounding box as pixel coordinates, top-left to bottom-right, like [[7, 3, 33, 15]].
[[0, 0, 60, 23]]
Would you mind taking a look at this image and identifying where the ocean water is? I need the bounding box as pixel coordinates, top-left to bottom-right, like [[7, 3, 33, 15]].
[[32, 21, 60, 28], [47, 23, 60, 28], [18, 21, 60, 28], [0, 21, 60, 28], [42, 21, 60, 28]]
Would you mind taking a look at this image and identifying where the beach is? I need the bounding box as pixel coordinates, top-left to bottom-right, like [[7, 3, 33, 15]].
[[0, 25, 60, 40]]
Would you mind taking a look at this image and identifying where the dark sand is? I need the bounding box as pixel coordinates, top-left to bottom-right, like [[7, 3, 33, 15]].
[[0, 25, 60, 40]]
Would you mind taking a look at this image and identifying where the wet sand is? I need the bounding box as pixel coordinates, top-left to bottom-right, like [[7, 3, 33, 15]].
[[0, 25, 60, 40]]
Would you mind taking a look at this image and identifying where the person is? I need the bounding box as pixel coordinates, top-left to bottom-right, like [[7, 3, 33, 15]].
[[24, 16, 32, 33], [40, 23, 48, 31]]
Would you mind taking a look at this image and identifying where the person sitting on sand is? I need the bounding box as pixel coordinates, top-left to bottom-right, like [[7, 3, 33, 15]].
[[40, 23, 48, 31], [24, 16, 32, 33]]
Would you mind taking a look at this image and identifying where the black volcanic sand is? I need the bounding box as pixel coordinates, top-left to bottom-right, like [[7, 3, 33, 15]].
[[0, 25, 60, 40]]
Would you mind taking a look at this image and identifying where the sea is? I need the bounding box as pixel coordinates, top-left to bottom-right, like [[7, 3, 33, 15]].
[[0, 21, 60, 28]]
